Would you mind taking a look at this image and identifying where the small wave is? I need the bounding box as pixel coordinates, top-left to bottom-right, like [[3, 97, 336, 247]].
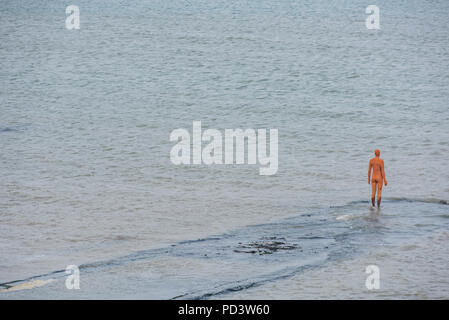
[[0, 279, 54, 293], [336, 214, 352, 221], [386, 197, 448, 205], [177, 261, 322, 300], [0, 127, 18, 133], [178, 237, 222, 245], [332, 197, 448, 210]]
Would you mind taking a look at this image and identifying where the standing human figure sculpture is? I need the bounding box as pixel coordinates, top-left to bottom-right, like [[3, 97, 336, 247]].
[[368, 149, 387, 207]]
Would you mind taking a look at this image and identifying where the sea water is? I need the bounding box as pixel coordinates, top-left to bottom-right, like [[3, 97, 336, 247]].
[[1, 0, 448, 298]]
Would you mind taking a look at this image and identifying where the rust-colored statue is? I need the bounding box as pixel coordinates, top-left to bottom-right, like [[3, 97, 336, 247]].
[[368, 149, 387, 207]]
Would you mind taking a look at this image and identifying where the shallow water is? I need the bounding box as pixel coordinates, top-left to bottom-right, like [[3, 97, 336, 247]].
[[1, 199, 448, 299], [1, 0, 449, 298]]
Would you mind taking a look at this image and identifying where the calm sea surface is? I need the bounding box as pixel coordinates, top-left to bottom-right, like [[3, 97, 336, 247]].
[[1, 0, 448, 298]]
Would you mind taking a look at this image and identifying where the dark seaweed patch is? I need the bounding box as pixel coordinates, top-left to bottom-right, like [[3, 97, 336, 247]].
[[234, 236, 297, 255]]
